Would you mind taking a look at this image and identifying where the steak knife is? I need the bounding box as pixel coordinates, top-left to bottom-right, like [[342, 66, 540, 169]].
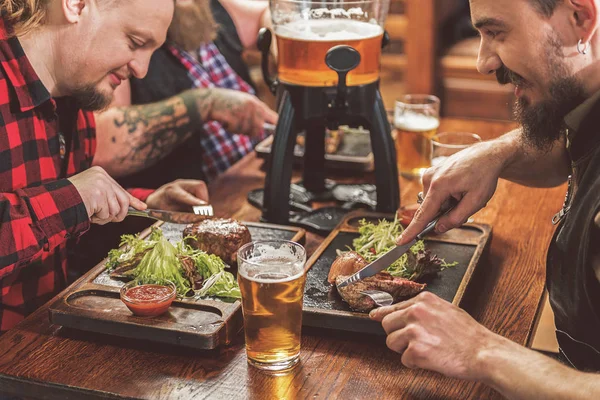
[[336, 198, 458, 288], [127, 207, 213, 224]]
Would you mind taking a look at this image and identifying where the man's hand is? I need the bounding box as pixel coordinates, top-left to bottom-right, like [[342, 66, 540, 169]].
[[398, 140, 504, 245], [68, 166, 147, 225], [146, 179, 209, 211], [202, 88, 278, 138], [370, 291, 506, 381]]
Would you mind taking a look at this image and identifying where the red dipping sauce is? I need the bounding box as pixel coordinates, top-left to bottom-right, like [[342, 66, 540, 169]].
[[120, 282, 176, 317]]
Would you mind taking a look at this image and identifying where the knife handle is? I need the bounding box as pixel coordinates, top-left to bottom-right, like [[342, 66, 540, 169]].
[[416, 197, 458, 240], [127, 207, 152, 219]]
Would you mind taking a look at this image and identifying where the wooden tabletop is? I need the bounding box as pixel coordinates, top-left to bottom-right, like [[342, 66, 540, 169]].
[[0, 118, 566, 400]]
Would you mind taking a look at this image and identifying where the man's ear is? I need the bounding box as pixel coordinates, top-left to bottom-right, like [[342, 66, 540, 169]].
[[62, 0, 86, 23], [569, 0, 599, 43]]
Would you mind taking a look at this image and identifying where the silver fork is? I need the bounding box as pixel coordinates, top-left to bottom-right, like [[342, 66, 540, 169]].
[[192, 204, 214, 216], [360, 290, 393, 307]]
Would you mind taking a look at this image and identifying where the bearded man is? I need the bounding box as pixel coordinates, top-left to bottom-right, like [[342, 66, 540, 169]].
[[0, 0, 217, 334], [92, 0, 278, 188], [370, 0, 600, 397]]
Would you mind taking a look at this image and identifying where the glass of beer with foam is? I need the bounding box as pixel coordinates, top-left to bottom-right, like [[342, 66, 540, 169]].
[[270, 0, 388, 87], [237, 240, 306, 372], [394, 94, 441, 178]]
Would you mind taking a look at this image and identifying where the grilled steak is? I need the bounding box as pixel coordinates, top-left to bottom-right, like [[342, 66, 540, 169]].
[[183, 219, 251, 266], [335, 273, 426, 312], [327, 251, 368, 283]]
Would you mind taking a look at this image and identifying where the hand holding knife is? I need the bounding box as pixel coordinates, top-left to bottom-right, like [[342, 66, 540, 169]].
[[336, 196, 458, 288]]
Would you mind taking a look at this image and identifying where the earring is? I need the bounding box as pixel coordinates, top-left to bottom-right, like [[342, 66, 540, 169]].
[[577, 39, 588, 55]]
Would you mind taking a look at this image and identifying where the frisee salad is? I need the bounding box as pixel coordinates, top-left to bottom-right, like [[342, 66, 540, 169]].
[[349, 217, 456, 280]]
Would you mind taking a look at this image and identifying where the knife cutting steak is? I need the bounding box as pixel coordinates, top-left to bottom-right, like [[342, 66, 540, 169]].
[[335, 273, 426, 312], [183, 219, 251, 266], [327, 251, 368, 283]]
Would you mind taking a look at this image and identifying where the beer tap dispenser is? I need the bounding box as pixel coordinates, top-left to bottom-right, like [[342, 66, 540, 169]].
[[257, 28, 400, 225]]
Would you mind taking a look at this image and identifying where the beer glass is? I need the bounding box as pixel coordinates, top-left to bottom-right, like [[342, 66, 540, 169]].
[[270, 0, 389, 87], [237, 240, 307, 372], [431, 132, 482, 167], [394, 94, 441, 178]]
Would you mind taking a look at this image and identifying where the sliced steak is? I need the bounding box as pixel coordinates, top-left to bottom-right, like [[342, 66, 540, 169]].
[[327, 251, 368, 283], [179, 255, 203, 290], [183, 218, 251, 266], [335, 272, 426, 312]]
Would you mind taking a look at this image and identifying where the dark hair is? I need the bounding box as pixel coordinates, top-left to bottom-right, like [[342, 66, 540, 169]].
[[529, 0, 560, 17]]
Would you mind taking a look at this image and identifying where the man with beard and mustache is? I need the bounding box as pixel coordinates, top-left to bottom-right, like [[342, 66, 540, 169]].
[[0, 0, 214, 334], [369, 0, 600, 398], [92, 0, 278, 188]]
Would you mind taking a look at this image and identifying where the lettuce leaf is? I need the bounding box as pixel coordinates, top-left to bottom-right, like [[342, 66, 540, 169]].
[[195, 270, 241, 299], [108, 228, 242, 299], [131, 233, 191, 296]]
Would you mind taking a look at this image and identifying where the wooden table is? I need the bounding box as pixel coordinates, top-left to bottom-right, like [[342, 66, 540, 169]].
[[0, 118, 566, 399]]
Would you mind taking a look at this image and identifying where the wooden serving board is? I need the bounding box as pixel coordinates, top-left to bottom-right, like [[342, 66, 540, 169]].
[[49, 221, 306, 350], [302, 210, 491, 335]]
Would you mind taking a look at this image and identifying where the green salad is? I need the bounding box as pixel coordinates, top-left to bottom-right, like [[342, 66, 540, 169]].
[[106, 228, 241, 299], [350, 217, 456, 281]]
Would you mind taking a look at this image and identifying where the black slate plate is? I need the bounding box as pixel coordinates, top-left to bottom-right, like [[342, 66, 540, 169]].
[[301, 211, 491, 335]]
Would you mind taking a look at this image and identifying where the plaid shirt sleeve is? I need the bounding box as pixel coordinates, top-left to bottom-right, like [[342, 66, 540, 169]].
[[0, 179, 90, 279]]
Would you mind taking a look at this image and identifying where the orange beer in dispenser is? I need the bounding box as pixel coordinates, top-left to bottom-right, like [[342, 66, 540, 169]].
[[275, 19, 383, 87]]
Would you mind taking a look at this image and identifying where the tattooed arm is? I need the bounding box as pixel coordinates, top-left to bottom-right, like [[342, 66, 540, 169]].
[[93, 81, 277, 178]]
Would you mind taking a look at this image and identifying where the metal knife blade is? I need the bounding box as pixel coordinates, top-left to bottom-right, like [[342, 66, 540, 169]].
[[127, 207, 213, 224], [336, 239, 416, 288]]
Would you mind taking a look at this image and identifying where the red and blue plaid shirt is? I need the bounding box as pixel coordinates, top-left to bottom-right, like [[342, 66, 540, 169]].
[[167, 42, 267, 181], [0, 19, 94, 332]]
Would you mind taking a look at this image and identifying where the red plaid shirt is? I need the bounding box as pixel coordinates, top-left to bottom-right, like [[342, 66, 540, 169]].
[[0, 19, 94, 332]]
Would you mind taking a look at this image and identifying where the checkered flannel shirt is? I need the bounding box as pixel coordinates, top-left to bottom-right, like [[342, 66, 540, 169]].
[[0, 19, 93, 332], [167, 42, 268, 181]]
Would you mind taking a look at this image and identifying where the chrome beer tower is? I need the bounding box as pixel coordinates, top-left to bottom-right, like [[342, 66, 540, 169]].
[[257, 28, 399, 225]]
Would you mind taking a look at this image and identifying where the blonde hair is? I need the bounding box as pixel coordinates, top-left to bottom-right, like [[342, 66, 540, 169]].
[[1, 0, 50, 36]]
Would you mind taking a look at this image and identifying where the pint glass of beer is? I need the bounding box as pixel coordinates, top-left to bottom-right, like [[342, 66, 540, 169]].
[[394, 95, 441, 178], [271, 0, 388, 87], [237, 240, 307, 372]]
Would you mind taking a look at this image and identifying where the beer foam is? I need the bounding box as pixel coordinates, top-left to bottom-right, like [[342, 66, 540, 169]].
[[275, 19, 382, 42], [394, 112, 440, 132], [239, 257, 305, 283]]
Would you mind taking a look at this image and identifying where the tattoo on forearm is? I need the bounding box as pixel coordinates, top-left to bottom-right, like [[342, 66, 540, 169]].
[[207, 89, 259, 136], [110, 89, 209, 172]]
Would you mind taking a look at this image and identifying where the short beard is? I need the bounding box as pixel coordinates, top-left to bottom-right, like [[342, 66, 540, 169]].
[[71, 84, 112, 111], [168, 0, 218, 51], [515, 78, 585, 151], [512, 34, 586, 151]]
